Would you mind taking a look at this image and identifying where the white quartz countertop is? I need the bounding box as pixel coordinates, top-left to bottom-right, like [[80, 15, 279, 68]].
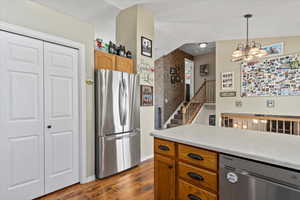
[[151, 124, 300, 171]]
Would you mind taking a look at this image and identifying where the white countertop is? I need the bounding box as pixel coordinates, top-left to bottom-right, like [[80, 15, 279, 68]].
[[151, 124, 300, 171]]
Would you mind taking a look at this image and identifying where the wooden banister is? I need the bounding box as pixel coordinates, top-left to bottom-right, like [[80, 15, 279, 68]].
[[182, 80, 215, 124]]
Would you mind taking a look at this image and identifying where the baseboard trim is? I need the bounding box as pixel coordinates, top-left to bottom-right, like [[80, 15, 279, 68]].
[[141, 155, 154, 162], [81, 175, 96, 184]]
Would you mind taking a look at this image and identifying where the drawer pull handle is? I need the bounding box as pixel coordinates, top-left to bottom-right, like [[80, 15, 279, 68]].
[[188, 194, 202, 200], [158, 145, 170, 151], [187, 172, 204, 181], [187, 153, 203, 161]]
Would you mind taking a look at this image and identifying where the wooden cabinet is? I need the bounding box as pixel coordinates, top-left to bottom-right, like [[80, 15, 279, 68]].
[[154, 154, 176, 200], [154, 139, 176, 158], [95, 50, 115, 70], [94, 50, 134, 73], [116, 56, 134, 73], [154, 138, 219, 200], [178, 144, 218, 171]]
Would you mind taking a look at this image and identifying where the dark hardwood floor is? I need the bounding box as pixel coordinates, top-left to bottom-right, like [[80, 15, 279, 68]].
[[36, 159, 154, 200]]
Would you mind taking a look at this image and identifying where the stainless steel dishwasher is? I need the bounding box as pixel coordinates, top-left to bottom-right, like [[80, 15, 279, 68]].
[[220, 154, 300, 200]]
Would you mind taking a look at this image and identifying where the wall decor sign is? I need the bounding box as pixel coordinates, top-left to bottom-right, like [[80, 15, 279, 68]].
[[200, 64, 209, 76], [138, 59, 154, 86], [220, 91, 237, 97], [141, 36, 152, 58], [241, 53, 300, 97], [221, 72, 234, 90], [140, 85, 153, 106], [263, 42, 284, 57]]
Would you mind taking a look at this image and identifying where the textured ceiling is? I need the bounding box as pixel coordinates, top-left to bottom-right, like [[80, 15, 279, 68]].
[[32, 0, 300, 58]]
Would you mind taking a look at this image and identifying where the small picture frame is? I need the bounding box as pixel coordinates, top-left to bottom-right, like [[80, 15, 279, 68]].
[[171, 76, 176, 84], [170, 67, 177, 74], [221, 72, 234, 90], [263, 42, 284, 57], [141, 36, 152, 58], [140, 85, 153, 106]]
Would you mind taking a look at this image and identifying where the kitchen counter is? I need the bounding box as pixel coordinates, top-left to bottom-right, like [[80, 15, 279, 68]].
[[151, 124, 300, 171]]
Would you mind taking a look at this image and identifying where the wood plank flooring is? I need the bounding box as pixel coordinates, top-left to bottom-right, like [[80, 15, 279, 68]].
[[36, 159, 154, 200]]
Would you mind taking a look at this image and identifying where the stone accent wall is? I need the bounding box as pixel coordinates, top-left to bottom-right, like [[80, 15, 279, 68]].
[[155, 49, 193, 126]]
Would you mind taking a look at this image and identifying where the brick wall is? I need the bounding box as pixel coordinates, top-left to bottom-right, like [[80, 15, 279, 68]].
[[155, 49, 193, 126]]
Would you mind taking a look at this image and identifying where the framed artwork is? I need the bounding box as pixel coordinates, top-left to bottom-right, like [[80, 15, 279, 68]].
[[221, 72, 234, 90], [171, 76, 176, 84], [241, 53, 300, 97], [140, 85, 153, 106], [263, 42, 284, 57], [141, 36, 152, 58], [170, 67, 177, 74], [200, 64, 209, 76]]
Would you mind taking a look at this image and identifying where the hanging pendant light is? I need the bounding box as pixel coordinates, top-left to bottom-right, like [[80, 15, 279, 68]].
[[231, 14, 268, 62]]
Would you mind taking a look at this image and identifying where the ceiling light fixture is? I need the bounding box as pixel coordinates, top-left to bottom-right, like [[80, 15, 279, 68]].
[[231, 14, 268, 63], [199, 42, 208, 48]]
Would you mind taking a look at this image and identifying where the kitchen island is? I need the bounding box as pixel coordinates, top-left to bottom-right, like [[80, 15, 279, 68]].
[[151, 124, 300, 200]]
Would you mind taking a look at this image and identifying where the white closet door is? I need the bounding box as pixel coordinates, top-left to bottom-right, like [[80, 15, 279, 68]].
[[44, 42, 79, 193], [0, 31, 44, 199]]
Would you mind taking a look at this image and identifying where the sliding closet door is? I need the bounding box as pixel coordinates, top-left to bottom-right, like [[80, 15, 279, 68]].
[[44, 42, 79, 193], [0, 31, 44, 199]]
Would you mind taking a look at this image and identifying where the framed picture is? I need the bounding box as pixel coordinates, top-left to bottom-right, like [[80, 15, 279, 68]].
[[200, 64, 209, 76], [141, 36, 152, 58], [170, 67, 177, 74], [221, 72, 234, 90], [263, 42, 284, 57], [140, 85, 153, 106], [171, 76, 176, 84]]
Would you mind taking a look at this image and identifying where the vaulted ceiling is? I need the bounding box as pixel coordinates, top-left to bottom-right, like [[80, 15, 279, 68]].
[[32, 0, 300, 58]]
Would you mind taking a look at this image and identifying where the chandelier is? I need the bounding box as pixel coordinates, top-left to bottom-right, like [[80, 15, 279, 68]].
[[231, 14, 268, 62]]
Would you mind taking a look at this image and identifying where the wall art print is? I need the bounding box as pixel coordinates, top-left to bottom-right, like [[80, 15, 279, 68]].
[[241, 53, 300, 97], [140, 85, 153, 106], [221, 72, 234, 90], [138, 59, 154, 86], [263, 42, 284, 57]]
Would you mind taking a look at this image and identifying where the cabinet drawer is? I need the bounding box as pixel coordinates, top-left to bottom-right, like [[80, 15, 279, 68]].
[[178, 144, 217, 171], [178, 162, 217, 192], [179, 180, 217, 200], [154, 138, 175, 157]]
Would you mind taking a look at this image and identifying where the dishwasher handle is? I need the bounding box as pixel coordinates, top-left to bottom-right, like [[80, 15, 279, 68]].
[[240, 170, 300, 192]]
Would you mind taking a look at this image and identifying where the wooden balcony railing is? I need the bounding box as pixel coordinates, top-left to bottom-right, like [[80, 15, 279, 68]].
[[221, 113, 300, 136], [182, 80, 216, 124]]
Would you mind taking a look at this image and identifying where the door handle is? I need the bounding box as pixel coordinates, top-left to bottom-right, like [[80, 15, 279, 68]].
[[188, 194, 202, 200], [188, 153, 204, 161], [187, 172, 204, 181], [47, 125, 52, 129]]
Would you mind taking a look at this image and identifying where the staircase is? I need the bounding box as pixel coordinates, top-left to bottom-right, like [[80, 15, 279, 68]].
[[166, 80, 215, 128], [166, 106, 184, 128]]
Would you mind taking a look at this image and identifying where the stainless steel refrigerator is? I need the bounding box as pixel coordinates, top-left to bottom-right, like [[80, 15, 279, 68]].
[[95, 69, 140, 179]]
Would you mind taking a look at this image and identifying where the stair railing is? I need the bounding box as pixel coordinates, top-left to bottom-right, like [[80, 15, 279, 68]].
[[182, 80, 216, 124]]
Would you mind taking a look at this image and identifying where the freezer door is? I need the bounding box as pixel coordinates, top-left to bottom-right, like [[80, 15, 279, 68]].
[[95, 70, 124, 136], [123, 73, 140, 132], [95, 131, 141, 179]]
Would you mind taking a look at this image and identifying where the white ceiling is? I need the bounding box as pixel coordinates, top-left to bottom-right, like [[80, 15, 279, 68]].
[[180, 42, 216, 57], [32, 0, 300, 58]]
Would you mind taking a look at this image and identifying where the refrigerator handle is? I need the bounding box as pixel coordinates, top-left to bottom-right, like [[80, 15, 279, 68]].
[[123, 78, 128, 126], [119, 80, 124, 126]]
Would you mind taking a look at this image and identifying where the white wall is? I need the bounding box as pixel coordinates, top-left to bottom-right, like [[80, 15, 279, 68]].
[[194, 104, 215, 125], [116, 5, 155, 161], [0, 0, 96, 177], [194, 52, 216, 92], [216, 36, 300, 126]]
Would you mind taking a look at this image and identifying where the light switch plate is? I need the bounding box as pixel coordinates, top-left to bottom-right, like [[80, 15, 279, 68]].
[[235, 100, 242, 107], [266, 100, 275, 108]]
